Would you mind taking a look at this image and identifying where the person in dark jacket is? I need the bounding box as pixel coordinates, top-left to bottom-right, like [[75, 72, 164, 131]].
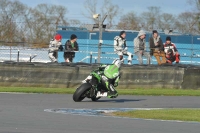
[[64, 34, 79, 62], [149, 30, 166, 65]]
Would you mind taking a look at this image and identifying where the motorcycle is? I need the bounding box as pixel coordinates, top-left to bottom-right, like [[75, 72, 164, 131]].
[[73, 69, 116, 102]]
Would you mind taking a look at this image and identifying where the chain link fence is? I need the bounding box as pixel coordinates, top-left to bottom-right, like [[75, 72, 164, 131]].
[[0, 22, 200, 65]]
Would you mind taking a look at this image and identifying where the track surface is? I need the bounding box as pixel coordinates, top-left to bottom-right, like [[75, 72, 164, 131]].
[[0, 93, 200, 133]]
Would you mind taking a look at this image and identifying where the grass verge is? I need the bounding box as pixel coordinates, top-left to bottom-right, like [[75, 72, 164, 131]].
[[0, 87, 75, 94], [118, 88, 200, 96], [0, 87, 200, 96], [112, 109, 200, 122]]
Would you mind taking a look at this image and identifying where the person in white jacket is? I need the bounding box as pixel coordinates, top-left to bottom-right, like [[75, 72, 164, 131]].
[[48, 34, 62, 62], [114, 31, 133, 65]]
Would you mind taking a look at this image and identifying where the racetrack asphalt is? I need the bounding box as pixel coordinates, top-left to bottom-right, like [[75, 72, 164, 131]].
[[0, 93, 200, 133]]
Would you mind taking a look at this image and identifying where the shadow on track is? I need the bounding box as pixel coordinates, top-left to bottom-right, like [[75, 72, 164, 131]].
[[82, 99, 146, 103]]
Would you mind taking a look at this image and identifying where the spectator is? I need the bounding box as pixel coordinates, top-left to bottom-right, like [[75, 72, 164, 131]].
[[164, 36, 180, 64], [48, 34, 62, 62], [64, 34, 79, 62], [114, 31, 133, 65], [134, 30, 151, 65], [149, 30, 166, 65]]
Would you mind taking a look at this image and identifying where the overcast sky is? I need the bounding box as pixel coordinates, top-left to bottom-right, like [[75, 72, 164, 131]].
[[18, 0, 191, 23]]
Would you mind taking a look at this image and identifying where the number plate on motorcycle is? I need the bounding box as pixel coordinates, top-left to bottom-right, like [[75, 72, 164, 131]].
[[96, 91, 108, 97]]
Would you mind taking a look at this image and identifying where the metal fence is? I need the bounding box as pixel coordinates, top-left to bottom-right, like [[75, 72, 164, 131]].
[[1, 39, 200, 65], [0, 46, 49, 63], [1, 23, 200, 65]]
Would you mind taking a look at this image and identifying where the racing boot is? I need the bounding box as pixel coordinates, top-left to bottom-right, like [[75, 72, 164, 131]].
[[107, 91, 118, 98], [107, 84, 118, 98], [128, 60, 132, 65]]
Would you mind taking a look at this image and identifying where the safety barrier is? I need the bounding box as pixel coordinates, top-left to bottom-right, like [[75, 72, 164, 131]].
[[0, 62, 200, 89]]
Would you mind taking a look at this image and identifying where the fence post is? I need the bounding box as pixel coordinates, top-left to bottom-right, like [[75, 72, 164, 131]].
[[17, 49, 19, 62], [10, 46, 11, 61], [191, 35, 194, 64], [90, 52, 92, 64], [96, 14, 107, 63], [30, 55, 31, 62], [95, 57, 97, 63]]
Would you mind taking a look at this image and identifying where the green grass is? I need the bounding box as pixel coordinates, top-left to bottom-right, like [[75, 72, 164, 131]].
[[0, 87, 75, 94], [0, 87, 200, 96], [112, 109, 200, 122], [118, 88, 200, 96]]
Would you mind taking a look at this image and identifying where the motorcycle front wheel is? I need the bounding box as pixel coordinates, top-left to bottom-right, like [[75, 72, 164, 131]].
[[73, 83, 91, 102]]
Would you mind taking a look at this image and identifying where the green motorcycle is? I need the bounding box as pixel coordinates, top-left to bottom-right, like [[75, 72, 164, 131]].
[[73, 70, 109, 102], [73, 59, 122, 102]]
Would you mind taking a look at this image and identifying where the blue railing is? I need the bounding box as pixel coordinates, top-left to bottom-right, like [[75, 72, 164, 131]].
[[58, 39, 200, 65]]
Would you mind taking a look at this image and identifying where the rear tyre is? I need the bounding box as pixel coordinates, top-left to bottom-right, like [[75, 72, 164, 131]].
[[73, 83, 91, 102]]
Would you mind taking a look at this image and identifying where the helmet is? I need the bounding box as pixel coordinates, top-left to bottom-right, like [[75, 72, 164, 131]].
[[112, 59, 122, 68]]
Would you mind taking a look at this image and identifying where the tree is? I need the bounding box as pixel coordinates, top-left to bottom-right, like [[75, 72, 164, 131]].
[[83, 0, 120, 28], [158, 13, 175, 31], [101, 0, 119, 28], [188, 0, 200, 12], [187, 0, 200, 33], [25, 4, 68, 47], [83, 0, 98, 23], [141, 6, 161, 30], [116, 11, 140, 30], [175, 12, 197, 34], [69, 19, 81, 26], [0, 0, 28, 45]]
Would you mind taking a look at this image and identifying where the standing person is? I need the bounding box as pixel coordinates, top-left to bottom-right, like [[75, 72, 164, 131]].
[[164, 36, 180, 64], [48, 34, 62, 62], [64, 34, 79, 62], [114, 31, 133, 65], [149, 30, 166, 65], [134, 30, 151, 65]]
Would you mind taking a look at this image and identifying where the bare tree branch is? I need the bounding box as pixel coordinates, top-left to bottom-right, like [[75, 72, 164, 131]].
[[82, 0, 98, 23], [141, 6, 161, 30], [83, 0, 120, 28], [116, 11, 140, 30]]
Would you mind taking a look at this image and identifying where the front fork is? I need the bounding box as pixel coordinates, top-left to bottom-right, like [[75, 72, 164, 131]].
[[88, 73, 101, 98], [89, 85, 98, 98]]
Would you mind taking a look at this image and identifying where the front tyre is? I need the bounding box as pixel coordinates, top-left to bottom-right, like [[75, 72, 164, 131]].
[[73, 83, 91, 102]]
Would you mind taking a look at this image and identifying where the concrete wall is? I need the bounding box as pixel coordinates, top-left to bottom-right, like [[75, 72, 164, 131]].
[[0, 62, 200, 89]]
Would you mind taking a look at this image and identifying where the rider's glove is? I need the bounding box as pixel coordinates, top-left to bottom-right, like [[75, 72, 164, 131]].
[[114, 82, 118, 87], [122, 47, 128, 53], [124, 47, 128, 51]]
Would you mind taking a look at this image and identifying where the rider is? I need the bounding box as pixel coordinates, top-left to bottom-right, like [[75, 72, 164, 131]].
[[114, 31, 133, 65], [83, 59, 122, 98]]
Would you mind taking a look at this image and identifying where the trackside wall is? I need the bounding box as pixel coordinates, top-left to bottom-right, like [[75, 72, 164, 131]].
[[0, 62, 199, 89]]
